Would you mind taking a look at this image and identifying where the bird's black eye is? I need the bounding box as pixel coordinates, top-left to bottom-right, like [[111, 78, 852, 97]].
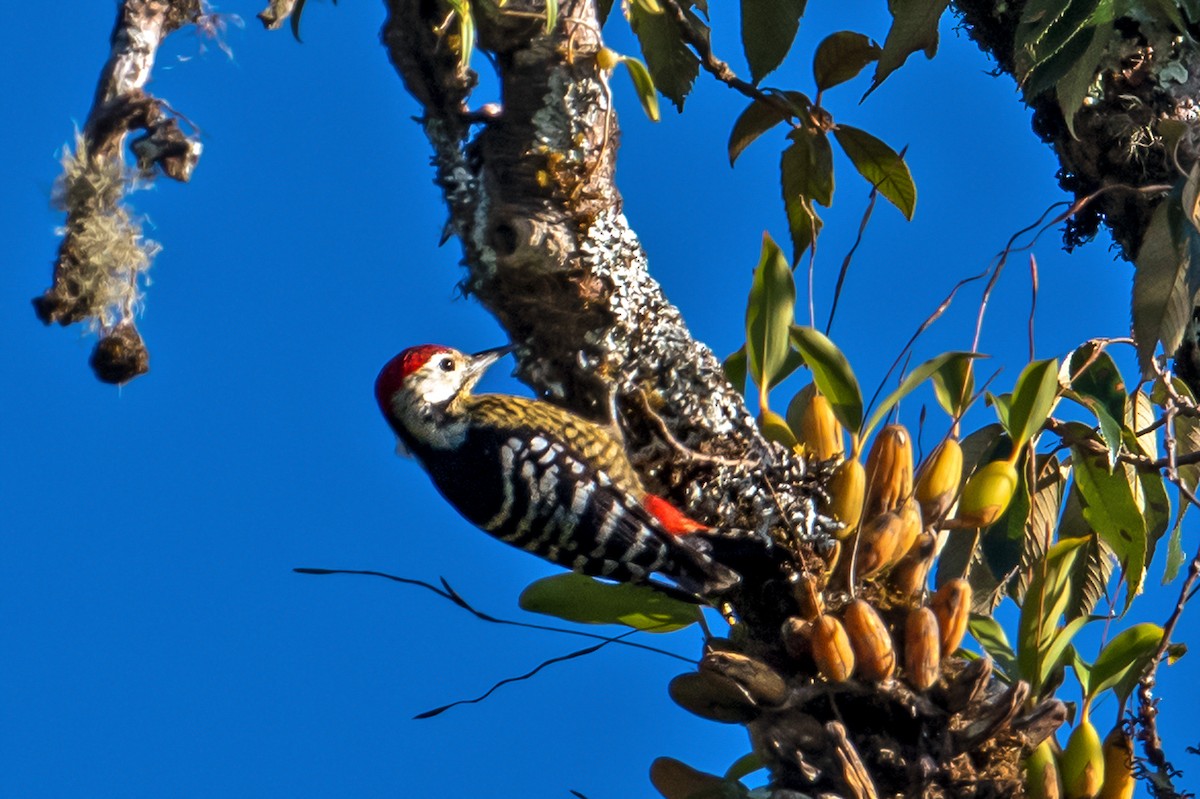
[[439, 357, 455, 372]]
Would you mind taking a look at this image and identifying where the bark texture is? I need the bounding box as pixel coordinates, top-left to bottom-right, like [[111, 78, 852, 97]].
[[379, 0, 821, 561]]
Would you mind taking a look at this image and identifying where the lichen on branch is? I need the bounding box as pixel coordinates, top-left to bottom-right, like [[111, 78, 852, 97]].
[[34, 0, 207, 384]]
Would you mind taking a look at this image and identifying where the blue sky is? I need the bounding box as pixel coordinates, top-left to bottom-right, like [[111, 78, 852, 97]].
[[3, 1, 1196, 797]]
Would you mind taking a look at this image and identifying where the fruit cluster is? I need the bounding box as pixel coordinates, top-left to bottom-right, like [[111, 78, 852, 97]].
[[780, 386, 996, 691], [783, 386, 1135, 799]]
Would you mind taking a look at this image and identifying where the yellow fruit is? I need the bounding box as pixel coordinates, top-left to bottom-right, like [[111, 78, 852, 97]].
[[864, 424, 913, 518], [1097, 726, 1134, 799], [758, 409, 799, 449], [595, 47, 620, 71], [788, 385, 845, 461], [904, 606, 941, 691], [826, 458, 866, 538], [809, 614, 856, 683], [853, 511, 905, 580], [889, 532, 935, 599], [1061, 718, 1105, 799], [956, 459, 1018, 527], [915, 438, 963, 522], [931, 578, 972, 657], [842, 599, 896, 682], [1026, 740, 1063, 799]]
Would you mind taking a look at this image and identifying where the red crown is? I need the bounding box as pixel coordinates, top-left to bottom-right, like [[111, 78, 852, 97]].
[[374, 344, 449, 409]]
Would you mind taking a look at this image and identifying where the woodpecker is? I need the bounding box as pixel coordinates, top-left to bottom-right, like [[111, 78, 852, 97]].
[[374, 344, 739, 598]]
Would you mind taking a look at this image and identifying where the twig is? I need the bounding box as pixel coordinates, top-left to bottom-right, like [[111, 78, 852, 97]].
[[826, 187, 879, 335], [632, 390, 758, 469], [414, 632, 637, 718], [293, 568, 697, 664], [658, 0, 795, 120]]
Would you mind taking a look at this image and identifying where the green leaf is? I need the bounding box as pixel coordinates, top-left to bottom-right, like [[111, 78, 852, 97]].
[[1072, 447, 1148, 613], [628, 3, 699, 111], [1014, 0, 1109, 90], [1055, 21, 1113, 137], [1039, 614, 1093, 697], [1065, 390, 1124, 467], [1175, 406, 1200, 493], [1005, 358, 1060, 448], [813, 31, 881, 92], [781, 126, 833, 263], [929, 351, 976, 419], [1139, 468, 1171, 571], [519, 573, 697, 632], [789, 325, 863, 433], [831, 125, 916, 220], [987, 391, 1013, 432], [782, 127, 834, 207], [728, 91, 811, 166], [724, 346, 748, 396], [544, 0, 558, 33], [863, 352, 983, 440], [1163, 503, 1188, 583], [1065, 532, 1114, 622], [740, 0, 808, 83], [782, 193, 822, 266], [1017, 536, 1089, 695], [619, 56, 661, 122], [1068, 343, 1127, 434], [869, 0, 951, 93], [650, 757, 736, 799], [1088, 622, 1164, 708], [758, 408, 798, 448], [724, 752, 765, 782], [445, 0, 475, 69], [968, 614, 1020, 679], [1010, 455, 1068, 605], [745, 234, 797, 404], [1132, 187, 1200, 378]]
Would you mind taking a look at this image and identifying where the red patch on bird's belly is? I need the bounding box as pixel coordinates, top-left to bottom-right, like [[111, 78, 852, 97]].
[[643, 494, 710, 535]]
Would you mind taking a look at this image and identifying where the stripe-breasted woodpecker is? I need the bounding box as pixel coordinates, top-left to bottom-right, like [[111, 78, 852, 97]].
[[374, 344, 739, 598]]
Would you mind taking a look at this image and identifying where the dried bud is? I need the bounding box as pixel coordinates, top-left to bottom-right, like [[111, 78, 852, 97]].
[[854, 511, 904, 580], [809, 614, 855, 683], [904, 607, 941, 691], [956, 459, 1018, 527], [790, 572, 825, 620], [864, 424, 913, 518], [915, 438, 963, 522], [895, 497, 923, 563], [842, 599, 895, 682], [931, 578, 972, 657], [782, 617, 813, 663], [888, 532, 935, 599]]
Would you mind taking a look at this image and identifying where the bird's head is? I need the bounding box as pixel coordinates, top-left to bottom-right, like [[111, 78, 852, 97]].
[[375, 344, 511, 443]]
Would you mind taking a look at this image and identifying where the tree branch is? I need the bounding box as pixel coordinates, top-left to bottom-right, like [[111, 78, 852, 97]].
[[33, 0, 206, 383]]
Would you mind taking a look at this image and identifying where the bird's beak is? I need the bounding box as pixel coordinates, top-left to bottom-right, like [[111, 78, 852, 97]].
[[464, 345, 514, 390]]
